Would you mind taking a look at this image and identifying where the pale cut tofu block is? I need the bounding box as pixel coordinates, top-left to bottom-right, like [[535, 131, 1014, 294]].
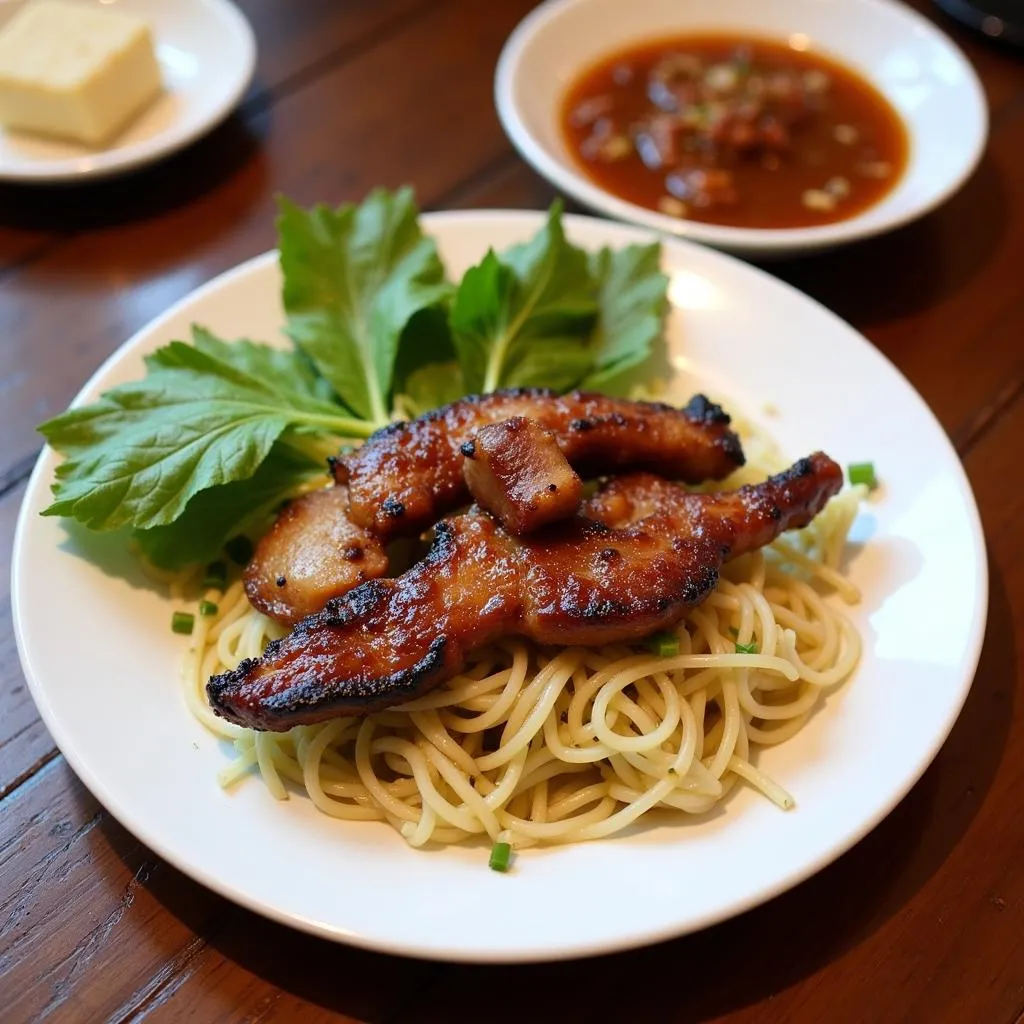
[[0, 1, 162, 146]]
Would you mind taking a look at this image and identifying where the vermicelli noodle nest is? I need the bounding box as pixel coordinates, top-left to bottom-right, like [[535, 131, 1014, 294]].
[[176, 415, 865, 854]]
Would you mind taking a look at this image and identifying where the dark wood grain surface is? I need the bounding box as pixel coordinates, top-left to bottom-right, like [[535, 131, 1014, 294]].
[[1, 2, 1021, 1021]]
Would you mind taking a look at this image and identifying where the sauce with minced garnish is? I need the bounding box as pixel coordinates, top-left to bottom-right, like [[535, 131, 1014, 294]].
[[561, 34, 909, 230]]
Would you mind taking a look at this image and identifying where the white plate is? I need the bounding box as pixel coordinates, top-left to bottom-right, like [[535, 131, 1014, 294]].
[[0, 0, 255, 182], [13, 212, 987, 962], [495, 0, 988, 257]]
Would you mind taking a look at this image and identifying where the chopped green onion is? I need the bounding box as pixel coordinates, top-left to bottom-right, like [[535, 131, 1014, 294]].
[[489, 841, 512, 872], [171, 611, 195, 635], [225, 535, 254, 566], [646, 632, 680, 657], [848, 462, 877, 489], [199, 599, 219, 617], [202, 559, 228, 590], [735, 641, 759, 655]]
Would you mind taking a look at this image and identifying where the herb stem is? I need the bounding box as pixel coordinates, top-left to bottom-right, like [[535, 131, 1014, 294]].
[[481, 305, 531, 393], [297, 411, 380, 437], [482, 339, 508, 394], [364, 370, 389, 427]]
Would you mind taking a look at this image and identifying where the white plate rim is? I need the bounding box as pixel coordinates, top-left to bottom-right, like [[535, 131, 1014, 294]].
[[494, 0, 989, 255], [11, 210, 989, 961], [0, 0, 257, 183]]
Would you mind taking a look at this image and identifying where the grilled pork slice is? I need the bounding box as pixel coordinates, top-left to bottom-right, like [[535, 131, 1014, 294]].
[[243, 487, 388, 626], [462, 416, 583, 535], [249, 389, 746, 625], [210, 454, 842, 731], [332, 389, 745, 538]]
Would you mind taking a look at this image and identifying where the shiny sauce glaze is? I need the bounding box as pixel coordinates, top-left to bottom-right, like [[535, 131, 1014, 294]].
[[561, 35, 909, 229]]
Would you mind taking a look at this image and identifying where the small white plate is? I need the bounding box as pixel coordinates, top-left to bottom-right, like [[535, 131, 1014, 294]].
[[0, 0, 256, 183], [13, 212, 987, 962], [495, 0, 988, 257]]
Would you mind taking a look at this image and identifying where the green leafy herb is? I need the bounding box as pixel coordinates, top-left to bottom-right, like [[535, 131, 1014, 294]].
[[390, 305, 461, 411], [450, 202, 598, 394], [39, 336, 371, 536], [396, 361, 467, 417], [189, 326, 336, 407], [735, 641, 759, 655], [278, 188, 450, 422], [38, 188, 670, 569], [171, 611, 195, 635], [136, 442, 324, 569], [582, 243, 668, 390]]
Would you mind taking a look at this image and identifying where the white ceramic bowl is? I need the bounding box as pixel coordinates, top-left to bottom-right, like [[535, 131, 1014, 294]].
[[495, 0, 989, 257]]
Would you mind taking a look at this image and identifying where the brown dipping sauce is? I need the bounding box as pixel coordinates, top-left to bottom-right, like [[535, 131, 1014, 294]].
[[561, 35, 909, 230]]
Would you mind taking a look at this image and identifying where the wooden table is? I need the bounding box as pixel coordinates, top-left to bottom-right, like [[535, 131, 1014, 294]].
[[1, 2, 1021, 1020]]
